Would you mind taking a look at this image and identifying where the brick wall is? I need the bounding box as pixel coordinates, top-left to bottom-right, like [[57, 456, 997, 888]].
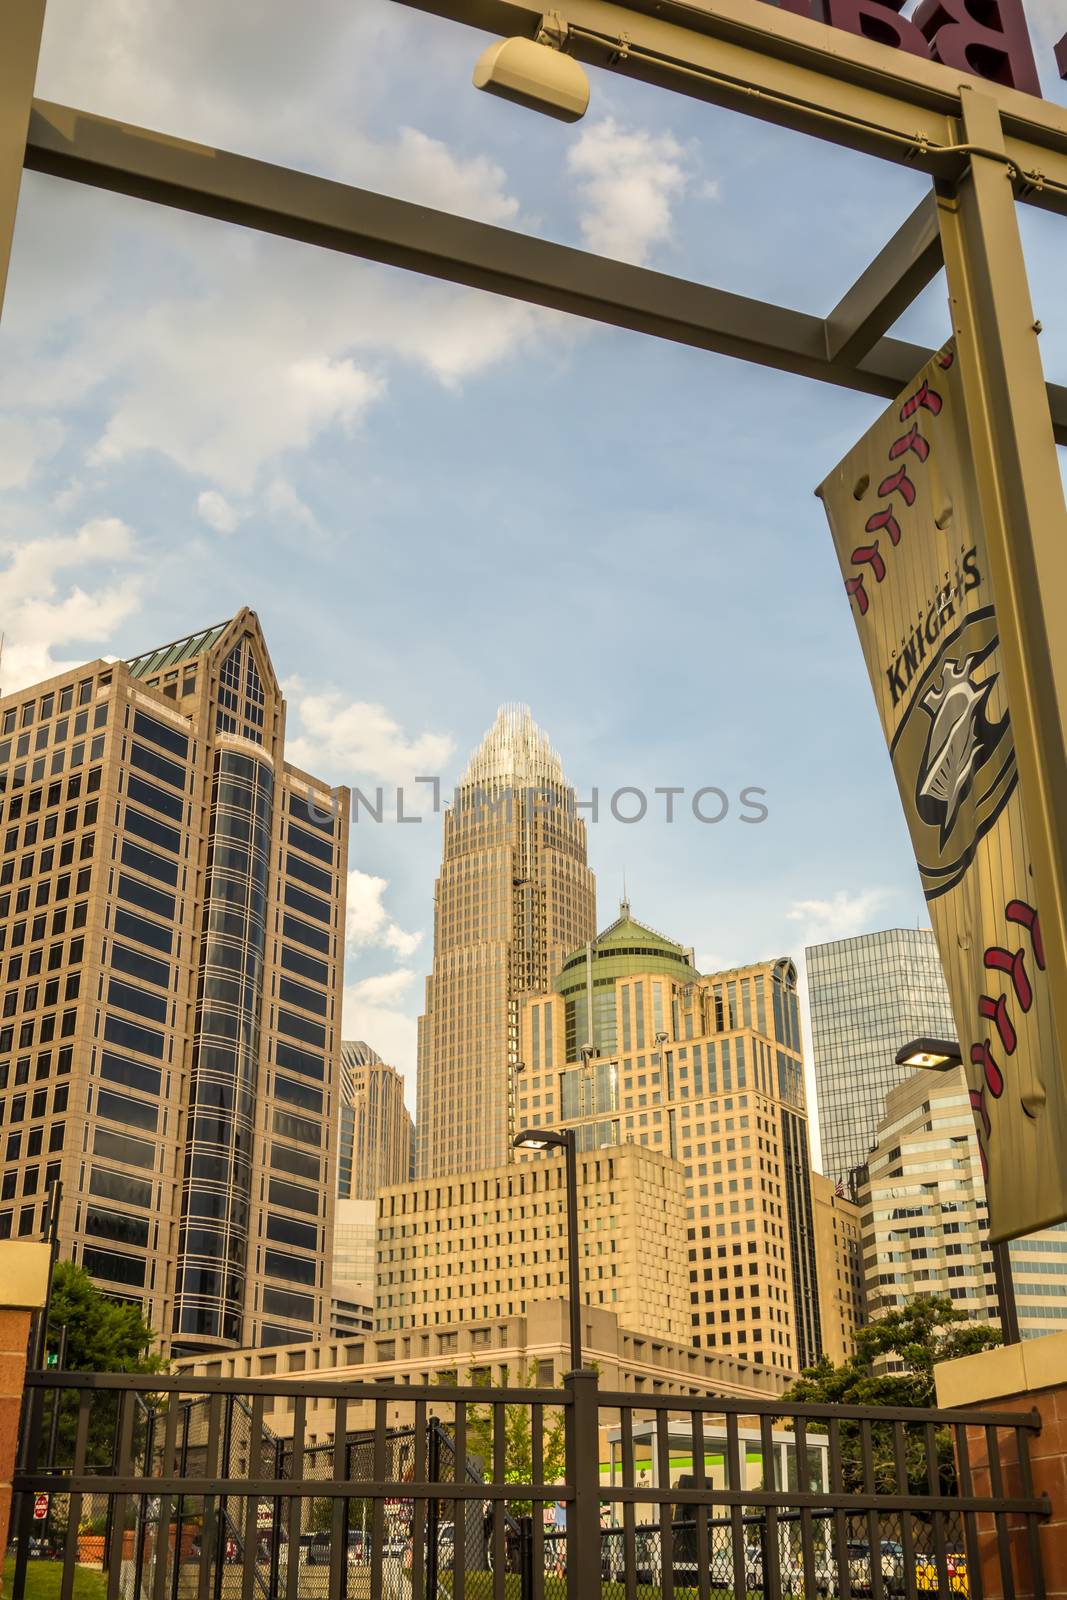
[[960, 1389, 1064, 1599], [0, 1308, 33, 1564], [937, 1332, 1067, 1600]]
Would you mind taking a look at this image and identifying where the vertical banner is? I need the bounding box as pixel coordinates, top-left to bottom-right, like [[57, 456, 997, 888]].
[[819, 346, 1067, 1242]]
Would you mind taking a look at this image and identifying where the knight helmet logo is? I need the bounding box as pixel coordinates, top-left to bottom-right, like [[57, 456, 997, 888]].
[[915, 652, 1010, 848], [890, 605, 1017, 901]]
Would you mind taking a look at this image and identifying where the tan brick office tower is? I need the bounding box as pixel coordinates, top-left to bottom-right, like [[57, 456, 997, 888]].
[[0, 609, 348, 1354]]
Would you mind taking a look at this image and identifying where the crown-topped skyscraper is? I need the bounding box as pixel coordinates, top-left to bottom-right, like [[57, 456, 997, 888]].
[[415, 706, 596, 1177]]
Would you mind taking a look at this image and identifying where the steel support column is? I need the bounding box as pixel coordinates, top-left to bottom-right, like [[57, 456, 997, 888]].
[[937, 85, 1067, 1123], [0, 0, 46, 317]]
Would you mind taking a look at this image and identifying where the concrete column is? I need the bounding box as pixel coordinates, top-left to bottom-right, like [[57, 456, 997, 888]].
[[0, 1243, 52, 1561], [936, 1331, 1067, 1598]]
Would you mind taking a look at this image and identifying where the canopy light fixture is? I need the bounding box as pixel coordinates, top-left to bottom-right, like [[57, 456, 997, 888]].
[[473, 23, 590, 123]]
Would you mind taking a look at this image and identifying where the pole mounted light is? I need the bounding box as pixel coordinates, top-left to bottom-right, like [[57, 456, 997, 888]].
[[513, 1125, 585, 1371], [894, 1037, 965, 1070], [473, 14, 590, 122], [895, 1036, 1020, 1344]]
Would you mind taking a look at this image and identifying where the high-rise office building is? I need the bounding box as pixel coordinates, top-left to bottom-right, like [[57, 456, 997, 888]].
[[811, 1173, 865, 1365], [331, 1197, 376, 1335], [376, 1141, 690, 1342], [806, 928, 958, 1187], [515, 908, 823, 1375], [858, 1066, 1067, 1341], [416, 705, 595, 1178], [0, 610, 349, 1353], [332, 1042, 413, 1337], [337, 1041, 414, 1199]]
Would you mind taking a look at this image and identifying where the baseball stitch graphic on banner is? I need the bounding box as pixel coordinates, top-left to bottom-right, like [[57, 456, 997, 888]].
[[819, 346, 1067, 1243]]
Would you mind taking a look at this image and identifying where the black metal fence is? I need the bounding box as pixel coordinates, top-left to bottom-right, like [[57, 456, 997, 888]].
[[8, 1367, 1050, 1599]]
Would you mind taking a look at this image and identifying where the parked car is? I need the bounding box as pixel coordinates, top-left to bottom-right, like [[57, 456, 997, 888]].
[[817, 1538, 907, 1597]]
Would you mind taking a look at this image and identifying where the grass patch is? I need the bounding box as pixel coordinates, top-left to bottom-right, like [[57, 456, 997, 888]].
[[2, 1558, 107, 1600]]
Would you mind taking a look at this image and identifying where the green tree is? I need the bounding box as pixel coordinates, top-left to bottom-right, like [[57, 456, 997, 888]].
[[47, 1261, 167, 1374], [782, 1295, 1000, 1494], [45, 1261, 167, 1469], [453, 1365, 568, 1517]]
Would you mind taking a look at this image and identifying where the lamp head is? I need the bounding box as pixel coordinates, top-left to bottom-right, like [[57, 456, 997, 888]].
[[473, 36, 590, 123], [895, 1037, 963, 1070], [514, 1127, 567, 1151]]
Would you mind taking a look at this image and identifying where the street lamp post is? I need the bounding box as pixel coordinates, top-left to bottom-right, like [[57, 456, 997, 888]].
[[896, 1037, 1020, 1344], [513, 1126, 583, 1373]]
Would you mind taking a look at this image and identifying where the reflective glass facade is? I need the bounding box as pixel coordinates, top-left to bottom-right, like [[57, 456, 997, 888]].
[[175, 749, 272, 1344], [806, 928, 957, 1187]]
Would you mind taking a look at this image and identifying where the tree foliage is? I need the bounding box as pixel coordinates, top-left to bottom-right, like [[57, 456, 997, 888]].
[[45, 1261, 167, 1466], [460, 1365, 568, 1516], [47, 1261, 167, 1374], [782, 1296, 1000, 1494]]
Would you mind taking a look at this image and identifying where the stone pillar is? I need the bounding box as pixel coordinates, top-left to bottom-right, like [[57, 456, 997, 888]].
[[935, 1331, 1067, 1598], [0, 1243, 52, 1567]]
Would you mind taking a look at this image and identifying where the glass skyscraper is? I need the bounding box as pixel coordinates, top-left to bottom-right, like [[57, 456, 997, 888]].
[[806, 927, 957, 1187]]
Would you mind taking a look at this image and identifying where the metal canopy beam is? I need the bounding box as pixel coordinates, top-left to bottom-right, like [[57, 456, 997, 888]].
[[825, 192, 943, 366], [394, 0, 1067, 217], [23, 100, 1067, 443], [0, 0, 45, 310]]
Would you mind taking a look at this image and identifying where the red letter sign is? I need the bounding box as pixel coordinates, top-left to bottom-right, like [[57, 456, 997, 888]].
[[913, 0, 1041, 95]]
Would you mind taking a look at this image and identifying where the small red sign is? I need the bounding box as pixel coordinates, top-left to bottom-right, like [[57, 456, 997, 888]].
[[32, 1493, 49, 1521]]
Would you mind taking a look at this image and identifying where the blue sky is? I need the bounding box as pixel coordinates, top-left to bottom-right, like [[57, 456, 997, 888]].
[[2, 0, 1065, 1152]]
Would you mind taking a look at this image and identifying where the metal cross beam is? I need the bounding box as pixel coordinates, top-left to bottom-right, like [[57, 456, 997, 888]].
[[20, 100, 1067, 443], [825, 192, 942, 367]]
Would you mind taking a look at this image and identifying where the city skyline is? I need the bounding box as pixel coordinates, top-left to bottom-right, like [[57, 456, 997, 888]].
[[7, 0, 1043, 1144]]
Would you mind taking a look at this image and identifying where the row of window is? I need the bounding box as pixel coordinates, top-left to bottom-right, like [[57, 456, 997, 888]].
[[1, 734, 107, 794], [2, 678, 95, 733], [0, 763, 102, 825]]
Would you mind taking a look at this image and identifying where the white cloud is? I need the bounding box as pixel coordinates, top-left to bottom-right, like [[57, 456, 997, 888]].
[[0, 417, 65, 491], [0, 517, 142, 692], [286, 686, 454, 789], [342, 968, 419, 1081], [566, 116, 691, 265], [1, 0, 554, 497], [695, 951, 736, 974], [196, 490, 241, 535], [787, 888, 890, 945], [346, 867, 422, 959], [85, 312, 388, 494], [264, 479, 318, 531]]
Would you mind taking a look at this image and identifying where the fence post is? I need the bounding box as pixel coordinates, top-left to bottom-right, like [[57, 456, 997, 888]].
[[518, 1514, 533, 1600], [426, 1424, 440, 1600], [566, 1369, 601, 1595]]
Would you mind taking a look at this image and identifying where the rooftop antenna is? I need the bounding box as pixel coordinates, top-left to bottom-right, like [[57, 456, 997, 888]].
[[620, 871, 630, 921]]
